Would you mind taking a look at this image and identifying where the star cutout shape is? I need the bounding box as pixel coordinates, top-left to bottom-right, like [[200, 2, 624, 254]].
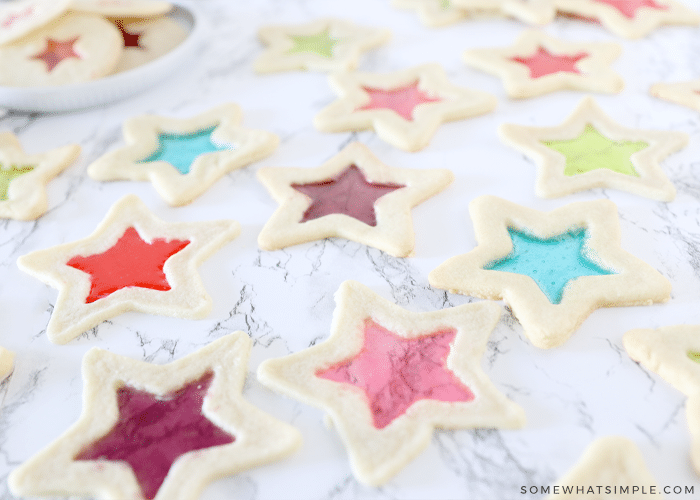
[[498, 97, 686, 200], [9, 332, 302, 500], [114, 20, 144, 48], [555, 0, 700, 38], [391, 0, 471, 27], [0, 346, 14, 383], [16, 194, 241, 345], [463, 30, 624, 98], [650, 79, 700, 113], [314, 63, 497, 151], [0, 132, 80, 220], [254, 18, 390, 73], [257, 280, 526, 486], [428, 195, 671, 349], [257, 142, 454, 257], [86, 103, 278, 206], [624, 325, 700, 476], [545, 437, 662, 499], [31, 36, 81, 72]]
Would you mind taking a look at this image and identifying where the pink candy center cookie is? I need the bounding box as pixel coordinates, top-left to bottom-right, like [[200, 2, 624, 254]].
[[292, 164, 405, 226], [67, 226, 190, 304], [592, 0, 668, 18], [31, 37, 82, 72], [1, 5, 34, 28], [76, 372, 235, 500], [357, 81, 442, 121], [511, 47, 587, 79], [317, 319, 474, 429]]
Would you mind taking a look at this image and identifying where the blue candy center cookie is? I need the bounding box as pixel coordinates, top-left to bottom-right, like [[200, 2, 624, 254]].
[[142, 127, 228, 175], [485, 227, 614, 304]]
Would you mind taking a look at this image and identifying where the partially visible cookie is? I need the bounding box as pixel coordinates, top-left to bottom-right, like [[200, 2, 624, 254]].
[[498, 96, 686, 201], [0, 132, 81, 220], [258, 280, 525, 486], [70, 0, 172, 17], [17, 194, 241, 344], [257, 142, 454, 257], [254, 18, 391, 73], [0, 12, 123, 87], [463, 30, 624, 98], [429, 195, 671, 349], [650, 80, 700, 113], [500, 0, 559, 24], [109, 16, 187, 73], [0, 346, 14, 383], [314, 63, 497, 151], [87, 103, 279, 206], [555, 0, 700, 39], [9, 332, 302, 500], [545, 436, 662, 499], [0, 0, 70, 46], [391, 0, 471, 27]]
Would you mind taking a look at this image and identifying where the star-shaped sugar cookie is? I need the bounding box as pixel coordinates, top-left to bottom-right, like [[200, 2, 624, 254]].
[[258, 280, 526, 486], [0, 132, 80, 220], [254, 18, 391, 73], [429, 195, 671, 349], [498, 96, 686, 201], [555, 0, 700, 38], [624, 325, 700, 476], [87, 103, 279, 206], [0, 346, 14, 382], [391, 0, 470, 27], [463, 31, 624, 98], [500, 0, 559, 24], [257, 142, 454, 257], [650, 80, 700, 113], [314, 63, 497, 151], [9, 332, 302, 500], [544, 436, 662, 499], [17, 194, 240, 345]]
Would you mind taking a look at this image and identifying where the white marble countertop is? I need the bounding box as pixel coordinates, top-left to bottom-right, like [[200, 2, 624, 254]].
[[2, 0, 700, 498]]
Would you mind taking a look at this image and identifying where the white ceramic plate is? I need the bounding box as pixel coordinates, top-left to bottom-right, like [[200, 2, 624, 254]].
[[0, 2, 204, 112]]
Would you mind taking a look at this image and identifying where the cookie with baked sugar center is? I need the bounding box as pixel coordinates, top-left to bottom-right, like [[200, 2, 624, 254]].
[[0, 12, 123, 86]]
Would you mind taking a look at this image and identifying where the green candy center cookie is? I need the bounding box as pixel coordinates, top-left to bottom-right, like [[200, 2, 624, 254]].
[[287, 29, 338, 58], [543, 125, 647, 177], [0, 164, 34, 201], [687, 350, 700, 363]]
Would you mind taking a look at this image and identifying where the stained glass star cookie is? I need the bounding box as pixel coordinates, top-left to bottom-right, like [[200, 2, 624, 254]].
[[500, 0, 559, 24], [314, 63, 497, 151], [544, 437, 662, 499], [463, 31, 624, 98], [0, 346, 14, 382], [429, 195, 671, 349], [391, 0, 470, 27], [650, 80, 700, 113], [254, 18, 391, 73], [555, 0, 700, 38], [624, 325, 700, 476], [87, 103, 279, 206], [0, 132, 80, 220], [257, 142, 454, 257], [9, 332, 302, 500], [17, 194, 240, 344], [498, 96, 686, 201], [258, 280, 526, 486]]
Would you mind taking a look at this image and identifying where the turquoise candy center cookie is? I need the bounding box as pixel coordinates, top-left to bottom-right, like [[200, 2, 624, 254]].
[[0, 164, 34, 201], [141, 126, 227, 175], [485, 227, 614, 304], [543, 125, 647, 177]]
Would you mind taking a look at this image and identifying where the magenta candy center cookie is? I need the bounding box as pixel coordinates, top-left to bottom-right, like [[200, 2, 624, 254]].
[[292, 164, 405, 226], [511, 47, 587, 79], [76, 372, 235, 500], [67, 226, 190, 303], [31, 37, 82, 72], [317, 319, 474, 429], [592, 0, 668, 18], [357, 81, 442, 121]]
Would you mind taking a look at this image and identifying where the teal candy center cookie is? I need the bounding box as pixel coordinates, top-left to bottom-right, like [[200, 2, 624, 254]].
[[141, 127, 228, 175], [485, 227, 614, 304]]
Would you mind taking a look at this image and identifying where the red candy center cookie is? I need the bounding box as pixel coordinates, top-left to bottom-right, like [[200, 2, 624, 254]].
[[317, 319, 474, 429], [76, 372, 235, 500], [67, 226, 190, 303], [511, 47, 587, 79], [31, 36, 82, 72], [114, 20, 144, 48], [292, 164, 405, 226], [357, 81, 442, 121], [592, 0, 668, 18]]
